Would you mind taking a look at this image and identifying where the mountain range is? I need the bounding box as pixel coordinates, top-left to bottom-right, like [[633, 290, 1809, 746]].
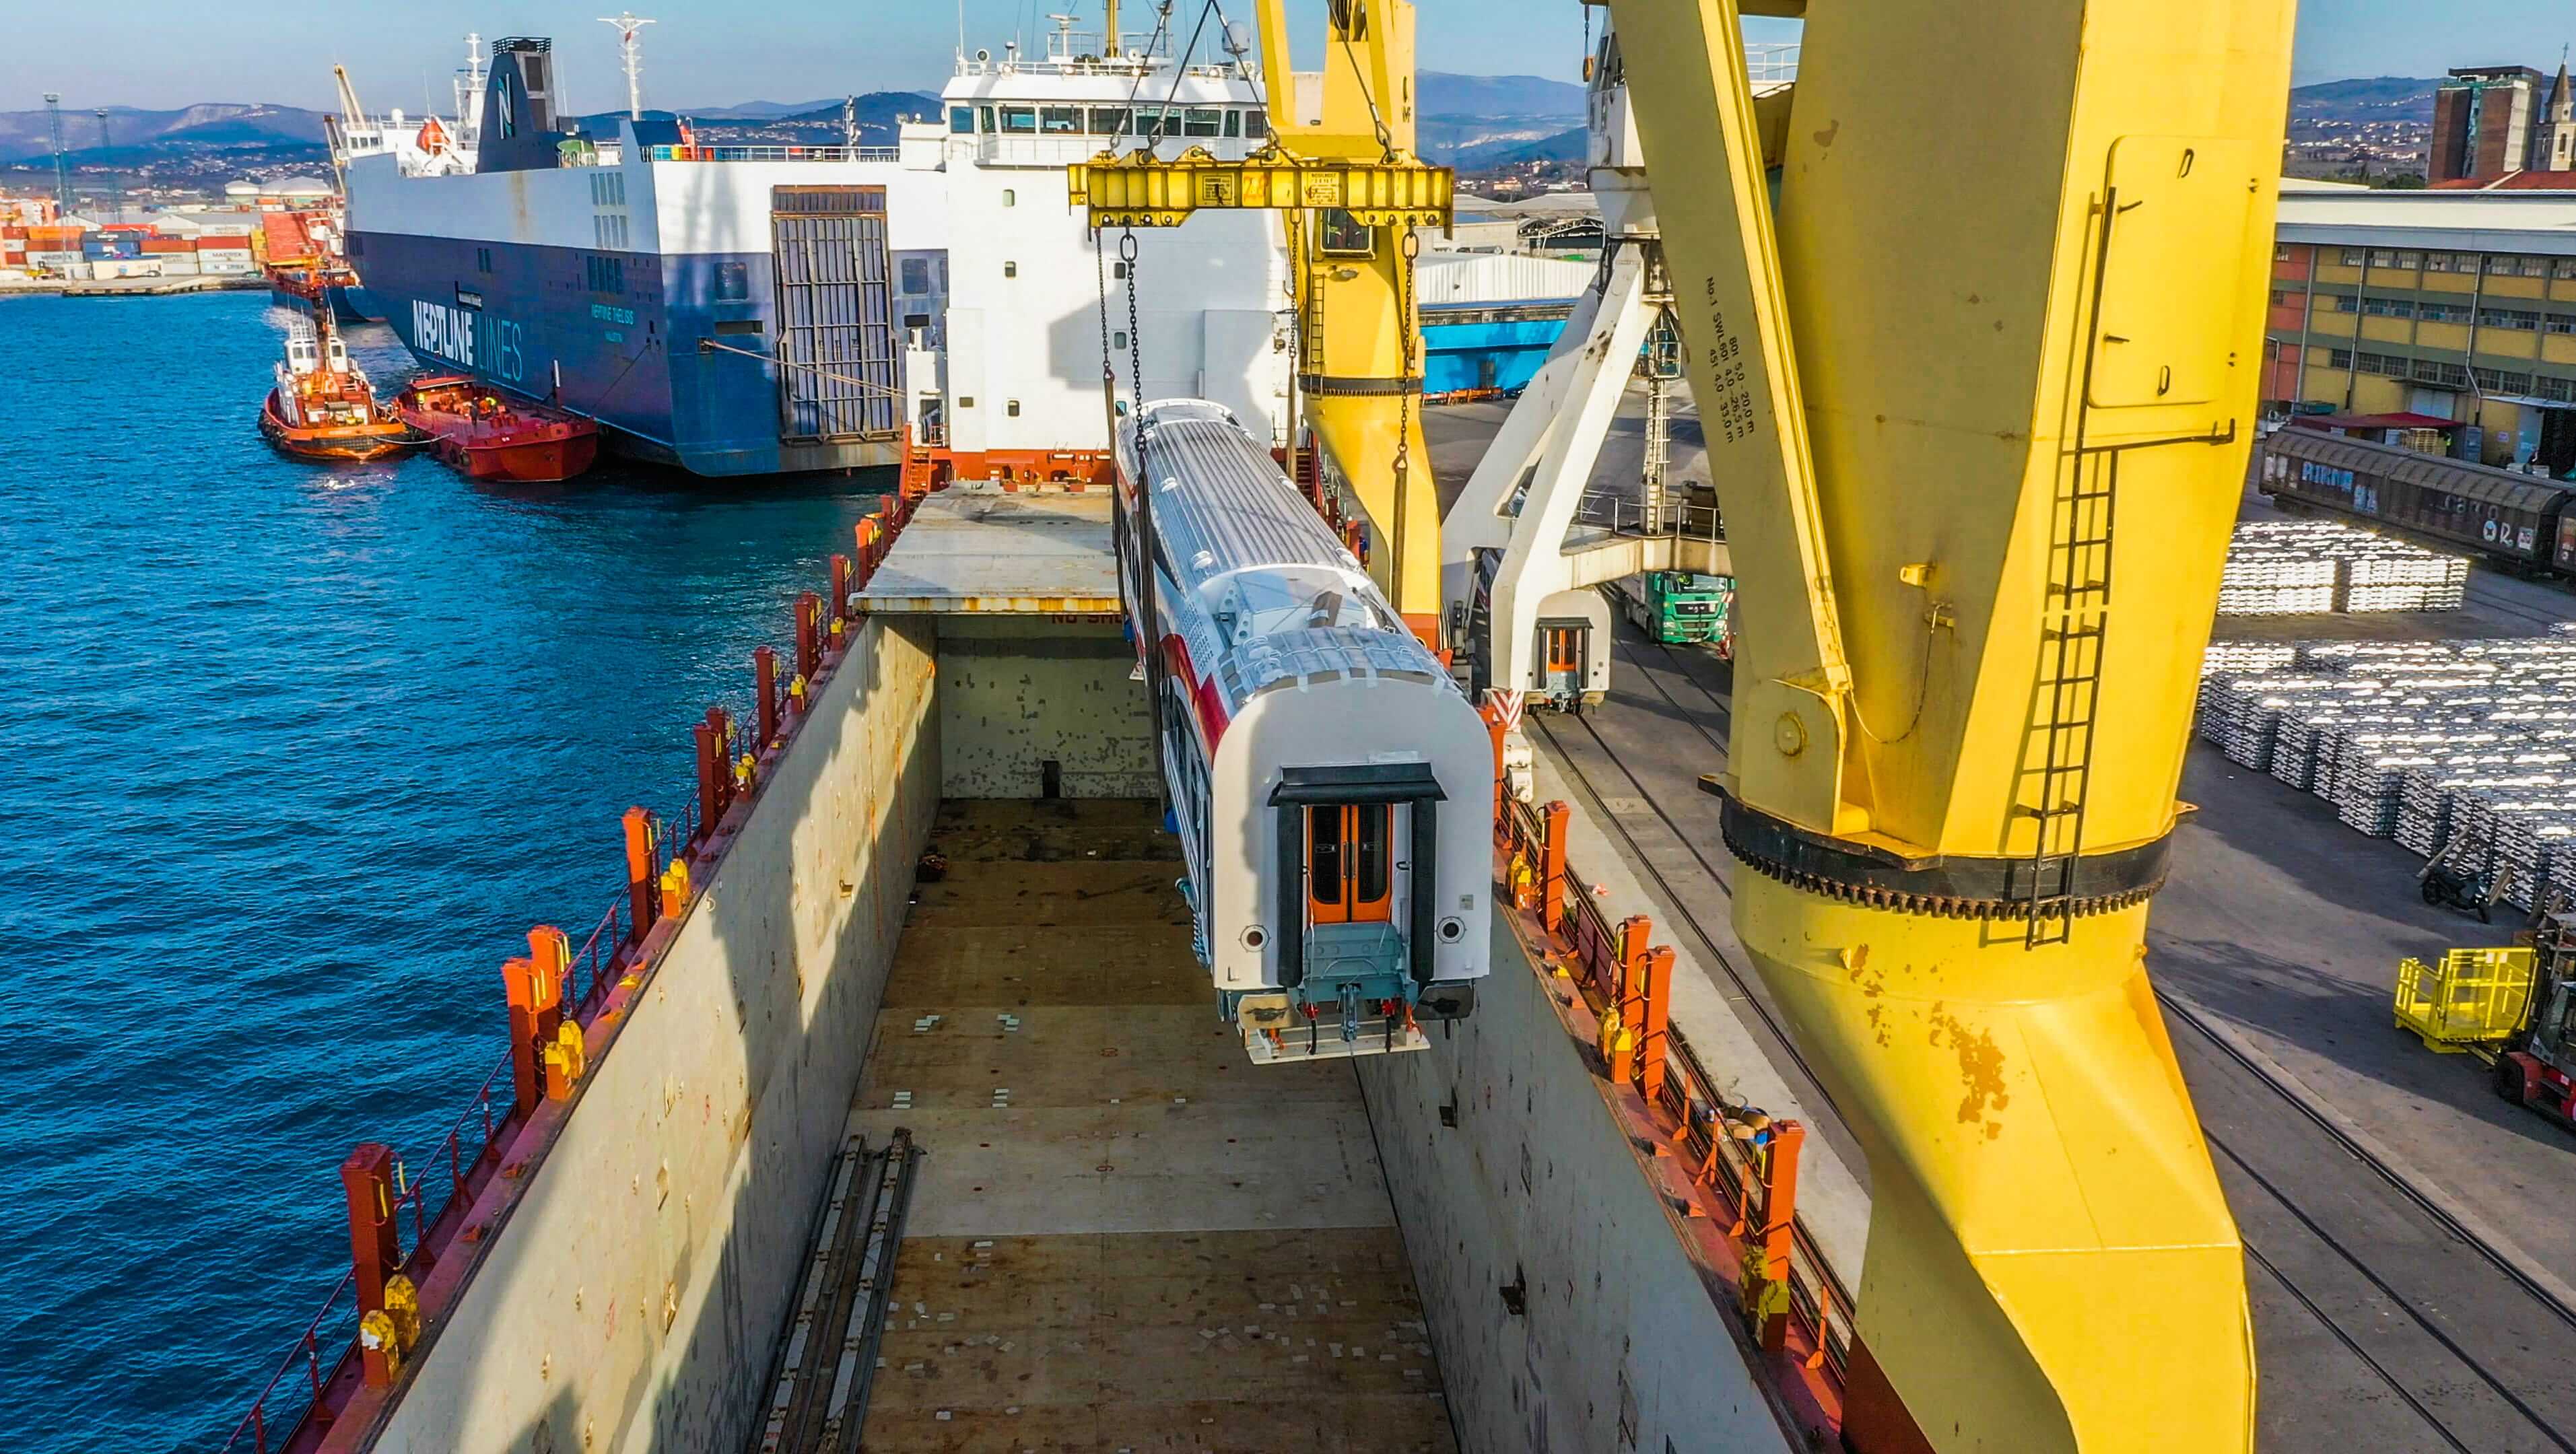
[[3, 72, 2425, 191]]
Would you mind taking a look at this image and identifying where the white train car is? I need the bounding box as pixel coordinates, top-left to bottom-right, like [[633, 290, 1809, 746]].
[[1116, 399, 1493, 1062]]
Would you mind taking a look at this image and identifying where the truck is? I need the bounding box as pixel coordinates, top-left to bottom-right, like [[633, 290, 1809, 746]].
[[1607, 571, 1734, 657]]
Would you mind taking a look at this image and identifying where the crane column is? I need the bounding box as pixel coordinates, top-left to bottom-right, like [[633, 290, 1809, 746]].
[[1608, 0, 2292, 1449]]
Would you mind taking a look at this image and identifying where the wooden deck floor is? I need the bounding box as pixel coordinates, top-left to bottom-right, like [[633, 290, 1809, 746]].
[[848, 800, 1456, 1453]]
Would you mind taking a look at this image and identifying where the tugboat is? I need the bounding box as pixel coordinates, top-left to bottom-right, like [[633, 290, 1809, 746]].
[[258, 308, 424, 463], [392, 377, 601, 483]]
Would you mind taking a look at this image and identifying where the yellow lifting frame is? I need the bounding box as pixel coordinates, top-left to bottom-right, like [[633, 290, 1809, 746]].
[[1066, 148, 1452, 230], [1066, 0, 1451, 635]]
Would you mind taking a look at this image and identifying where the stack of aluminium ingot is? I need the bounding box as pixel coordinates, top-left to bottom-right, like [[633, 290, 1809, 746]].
[[2196, 636, 2576, 911], [2218, 520, 2470, 616]]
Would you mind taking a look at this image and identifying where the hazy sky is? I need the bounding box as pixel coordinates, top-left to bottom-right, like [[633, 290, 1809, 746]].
[[0, 0, 2557, 114]]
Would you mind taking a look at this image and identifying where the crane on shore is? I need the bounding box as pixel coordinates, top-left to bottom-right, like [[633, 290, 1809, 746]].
[[1606, 0, 2289, 1447], [1078, 0, 2291, 1445]]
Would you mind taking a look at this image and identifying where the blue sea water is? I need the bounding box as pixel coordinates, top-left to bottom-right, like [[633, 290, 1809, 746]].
[[0, 291, 884, 1451]]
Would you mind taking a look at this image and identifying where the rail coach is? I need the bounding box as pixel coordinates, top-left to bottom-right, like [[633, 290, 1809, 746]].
[[2258, 425, 2576, 574], [1114, 399, 1493, 1063]]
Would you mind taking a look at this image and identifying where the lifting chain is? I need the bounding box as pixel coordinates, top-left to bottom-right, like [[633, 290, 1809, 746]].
[[1123, 229, 1147, 425], [1392, 227, 1420, 596]]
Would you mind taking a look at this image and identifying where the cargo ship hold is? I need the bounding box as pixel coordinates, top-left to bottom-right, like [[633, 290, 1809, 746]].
[[206, 1, 2567, 1452], [339, 24, 1288, 477]]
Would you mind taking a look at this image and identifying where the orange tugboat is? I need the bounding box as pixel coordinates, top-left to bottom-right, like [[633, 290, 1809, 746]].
[[393, 377, 601, 483], [257, 310, 423, 463]]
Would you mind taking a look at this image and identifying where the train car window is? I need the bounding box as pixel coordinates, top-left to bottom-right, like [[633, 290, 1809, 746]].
[[1354, 804, 1392, 905], [1310, 806, 1345, 906]]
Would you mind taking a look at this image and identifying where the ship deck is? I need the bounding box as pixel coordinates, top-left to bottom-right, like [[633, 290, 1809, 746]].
[[837, 798, 1455, 1453]]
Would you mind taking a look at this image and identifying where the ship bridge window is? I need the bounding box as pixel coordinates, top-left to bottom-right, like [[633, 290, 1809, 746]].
[[1184, 108, 1223, 137], [901, 256, 931, 294], [1000, 106, 1037, 134], [1088, 106, 1131, 136], [1223, 109, 1242, 138], [1318, 209, 1375, 257], [1139, 106, 1177, 140], [1042, 106, 1081, 134], [1246, 108, 1267, 139], [950, 106, 976, 134], [979, 104, 996, 132]]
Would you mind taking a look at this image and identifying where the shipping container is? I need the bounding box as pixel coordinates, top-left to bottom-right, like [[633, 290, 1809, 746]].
[[141, 237, 194, 255]]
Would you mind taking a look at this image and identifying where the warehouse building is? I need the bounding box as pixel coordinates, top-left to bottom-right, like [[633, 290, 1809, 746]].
[[2267, 183, 2576, 475]]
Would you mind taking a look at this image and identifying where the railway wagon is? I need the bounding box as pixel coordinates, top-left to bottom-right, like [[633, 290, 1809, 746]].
[[1114, 399, 1493, 1063], [2258, 425, 2576, 573]]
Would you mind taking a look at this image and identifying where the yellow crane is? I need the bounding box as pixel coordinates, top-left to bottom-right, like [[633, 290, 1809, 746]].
[[1605, 0, 2291, 1449], [1083, 0, 2292, 1443], [1070, 0, 1452, 641]]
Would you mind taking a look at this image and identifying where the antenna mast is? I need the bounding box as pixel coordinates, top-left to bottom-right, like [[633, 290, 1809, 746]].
[[1104, 0, 1122, 55], [598, 13, 656, 121], [43, 94, 71, 215], [92, 108, 114, 214]]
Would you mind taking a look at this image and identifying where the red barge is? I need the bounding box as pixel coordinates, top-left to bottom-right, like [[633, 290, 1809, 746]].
[[393, 377, 601, 483]]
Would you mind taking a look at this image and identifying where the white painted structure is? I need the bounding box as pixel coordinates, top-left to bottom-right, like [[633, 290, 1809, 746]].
[[1442, 15, 1756, 763], [341, 17, 1290, 475]]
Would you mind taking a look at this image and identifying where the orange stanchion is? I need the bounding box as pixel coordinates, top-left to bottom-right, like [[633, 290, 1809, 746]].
[[1754, 1119, 1806, 1353], [622, 807, 655, 944], [502, 946, 564, 1122], [339, 1142, 401, 1385], [754, 646, 780, 749], [1540, 801, 1571, 934], [829, 553, 851, 626], [795, 592, 821, 682], [1638, 945, 1674, 1101]]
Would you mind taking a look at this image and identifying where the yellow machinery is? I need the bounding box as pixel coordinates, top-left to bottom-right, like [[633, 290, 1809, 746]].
[[1068, 0, 1452, 639], [2394, 946, 2537, 1056], [1604, 0, 2293, 1449]]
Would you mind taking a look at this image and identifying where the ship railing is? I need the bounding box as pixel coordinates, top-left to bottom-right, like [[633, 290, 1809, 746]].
[[218, 1045, 516, 1454], [1573, 489, 1726, 545], [220, 863, 665, 1454], [221, 1268, 355, 1454], [1746, 42, 1802, 92], [1493, 790, 1854, 1394], [228, 495, 941, 1453], [647, 143, 900, 164]]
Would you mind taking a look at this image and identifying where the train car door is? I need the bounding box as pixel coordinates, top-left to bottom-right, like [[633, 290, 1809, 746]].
[[1540, 625, 1585, 705], [1306, 803, 1397, 928]]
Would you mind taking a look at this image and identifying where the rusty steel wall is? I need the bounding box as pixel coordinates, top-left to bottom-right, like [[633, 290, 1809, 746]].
[[932, 617, 1155, 799], [365, 615, 942, 1454], [1357, 919, 1798, 1454]]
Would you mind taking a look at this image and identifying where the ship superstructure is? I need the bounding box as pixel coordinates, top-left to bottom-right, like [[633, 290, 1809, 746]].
[[336, 20, 1289, 478]]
